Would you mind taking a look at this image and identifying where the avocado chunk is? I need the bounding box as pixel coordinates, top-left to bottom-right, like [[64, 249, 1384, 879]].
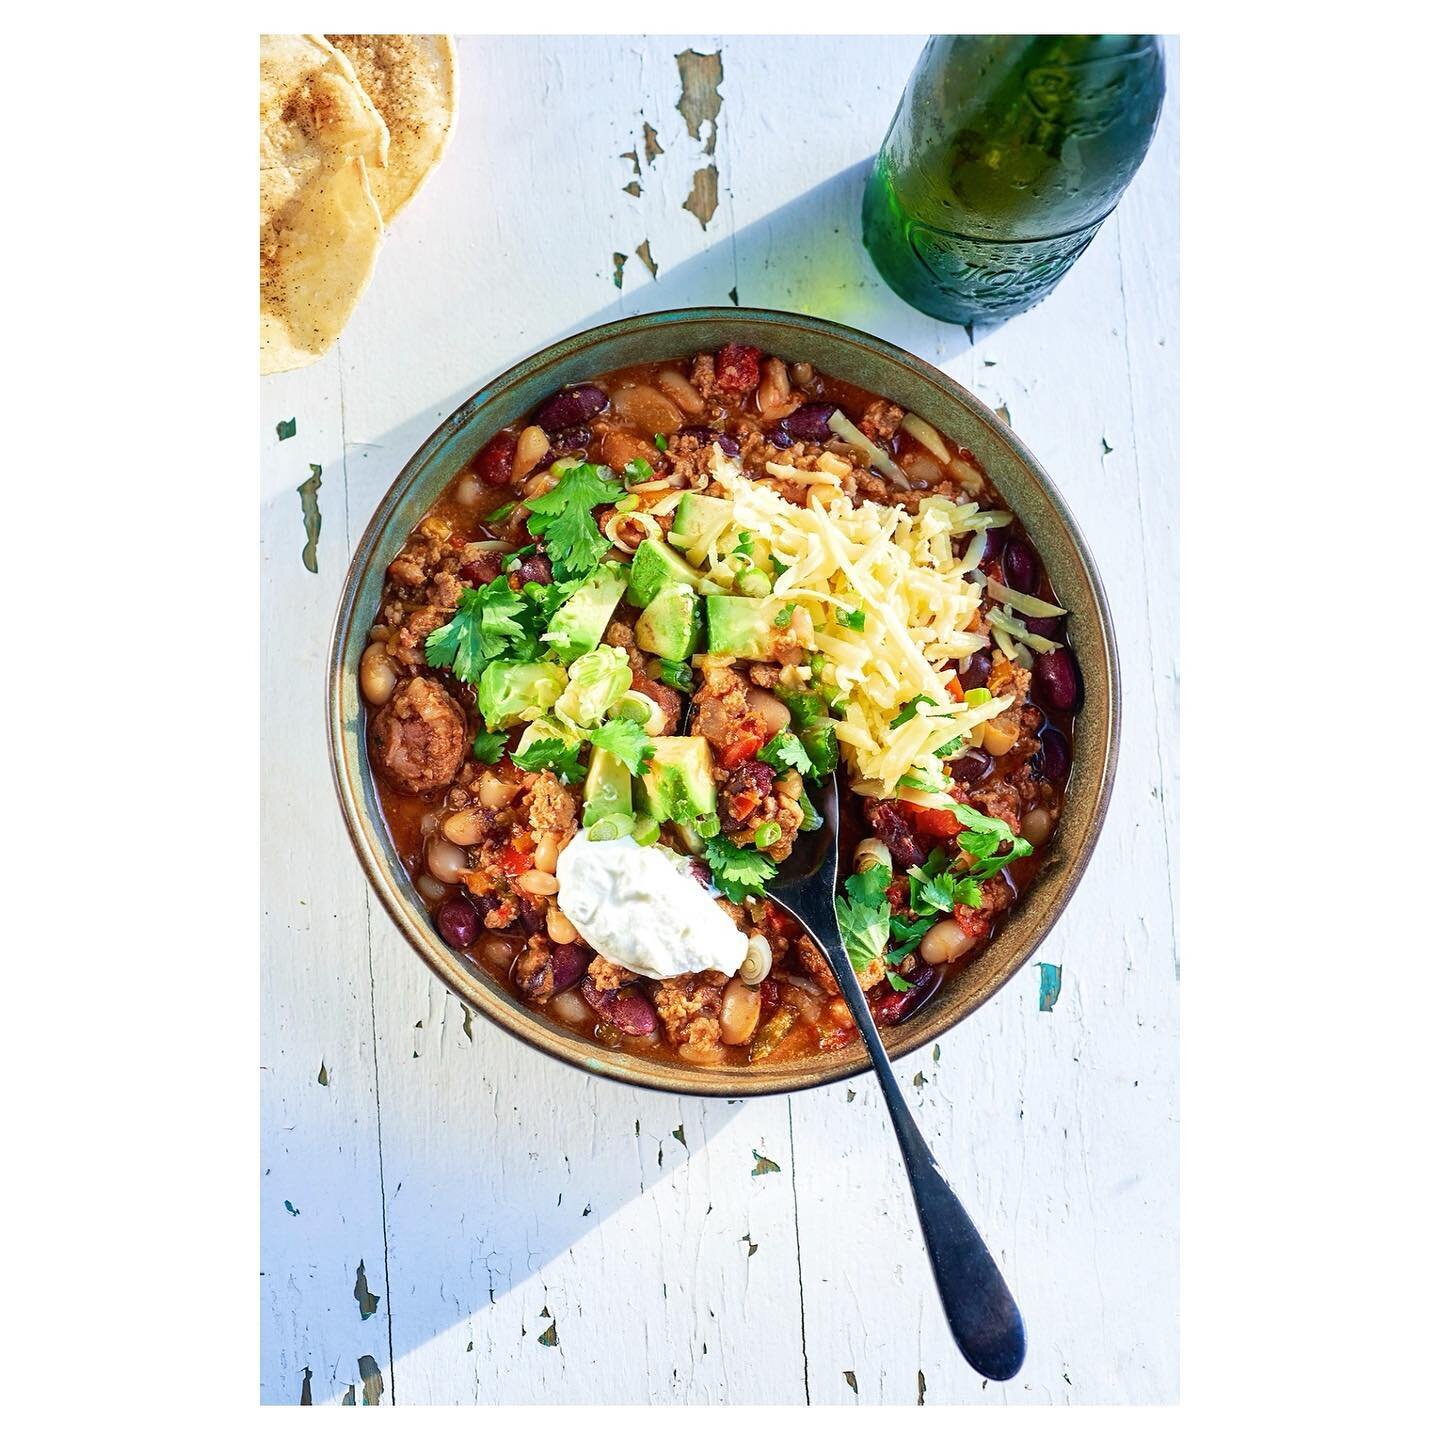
[[704, 595, 793, 661], [627, 538, 705, 608], [475, 660, 567, 730], [637, 735, 717, 824], [635, 583, 703, 662], [544, 563, 627, 662], [670, 493, 733, 553], [583, 745, 634, 826]]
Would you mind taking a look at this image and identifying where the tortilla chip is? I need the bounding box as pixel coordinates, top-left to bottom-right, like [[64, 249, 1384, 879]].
[[260, 34, 389, 375], [326, 35, 457, 222]]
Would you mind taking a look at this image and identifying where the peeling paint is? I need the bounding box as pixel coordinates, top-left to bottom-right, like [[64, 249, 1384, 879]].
[[996, 403, 1012, 426], [1038, 961, 1063, 1012], [1102, 436, 1114, 455], [341, 1386, 355, 1405], [622, 180, 642, 198], [276, 417, 296, 441], [636, 239, 659, 279], [299, 1366, 312, 1405], [751, 1149, 780, 1176], [917, 1369, 927, 1405], [620, 149, 640, 177], [671, 1124, 687, 1148], [742, 1232, 758, 1257], [297, 464, 322, 574], [846, 1088, 855, 1103], [613, 252, 627, 289], [675, 50, 724, 154], [461, 1008, 473, 1042], [912, 1072, 928, 1088], [728, 285, 739, 306], [317, 1059, 328, 1086], [284, 1199, 300, 1216], [354, 1260, 379, 1320], [843, 1370, 858, 1394], [538, 1319, 559, 1347], [683, 166, 719, 230], [643, 122, 665, 164], [932, 1044, 941, 1062], [358, 1355, 384, 1406]]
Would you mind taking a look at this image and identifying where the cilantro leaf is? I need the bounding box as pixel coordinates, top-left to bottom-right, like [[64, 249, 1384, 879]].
[[702, 835, 777, 903], [897, 771, 943, 792], [590, 717, 656, 776], [485, 500, 517, 524], [756, 730, 812, 775], [424, 578, 528, 686], [943, 801, 1033, 879], [953, 876, 985, 909], [934, 735, 968, 759], [622, 458, 654, 486], [655, 658, 695, 693], [773, 603, 797, 628], [836, 864, 892, 977], [524, 463, 624, 580], [799, 723, 839, 777], [836, 606, 866, 632], [908, 864, 960, 916], [888, 912, 932, 962], [472, 730, 507, 763], [891, 694, 939, 729], [512, 737, 586, 785], [885, 970, 914, 992]]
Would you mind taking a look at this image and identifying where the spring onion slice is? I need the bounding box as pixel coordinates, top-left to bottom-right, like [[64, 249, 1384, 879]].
[[827, 411, 910, 488], [985, 578, 1067, 618]]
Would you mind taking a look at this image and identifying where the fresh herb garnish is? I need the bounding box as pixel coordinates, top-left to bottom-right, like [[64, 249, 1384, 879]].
[[942, 802, 1033, 880], [622, 458, 654, 485], [891, 694, 939, 729], [471, 730, 506, 763], [485, 500, 517, 524], [655, 658, 695, 693], [897, 772, 943, 792], [776, 688, 827, 730], [424, 577, 528, 685], [836, 863, 892, 978], [887, 912, 932, 963], [524, 463, 624, 580], [837, 606, 866, 632], [934, 735, 967, 759], [589, 717, 656, 775], [756, 730, 813, 775], [799, 723, 839, 777], [794, 786, 824, 832], [734, 531, 754, 557], [702, 834, 777, 903], [512, 737, 586, 785]]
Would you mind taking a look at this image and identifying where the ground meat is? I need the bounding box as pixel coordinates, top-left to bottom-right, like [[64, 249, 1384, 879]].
[[690, 657, 764, 754], [791, 934, 840, 996], [860, 399, 905, 442], [587, 956, 638, 991], [513, 936, 556, 1000], [689, 352, 717, 401], [953, 877, 1014, 939], [966, 775, 1023, 837], [371, 677, 468, 794], [525, 770, 578, 841], [714, 343, 761, 397], [605, 621, 682, 734], [661, 431, 713, 489], [651, 971, 726, 1057], [719, 760, 774, 833], [746, 663, 782, 689], [862, 798, 928, 872]]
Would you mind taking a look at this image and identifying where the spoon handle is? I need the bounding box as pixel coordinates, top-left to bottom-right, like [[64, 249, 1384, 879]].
[[805, 905, 1027, 1382]]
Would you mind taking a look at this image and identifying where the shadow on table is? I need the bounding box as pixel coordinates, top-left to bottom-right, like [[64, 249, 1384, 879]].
[[263, 159, 981, 1402]]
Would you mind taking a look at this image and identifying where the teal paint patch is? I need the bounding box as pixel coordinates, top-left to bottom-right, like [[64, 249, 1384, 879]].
[[297, 464, 322, 573], [751, 1150, 780, 1176], [358, 1355, 384, 1405], [537, 1319, 559, 1347], [284, 1200, 299, 1216], [1038, 962, 1063, 1012], [354, 1260, 379, 1320], [276, 417, 296, 441]]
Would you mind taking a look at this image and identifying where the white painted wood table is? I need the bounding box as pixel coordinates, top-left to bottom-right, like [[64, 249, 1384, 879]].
[[260, 35, 1178, 1406]]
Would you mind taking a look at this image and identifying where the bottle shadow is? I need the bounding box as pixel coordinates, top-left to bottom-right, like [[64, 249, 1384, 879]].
[[262, 156, 984, 1403]]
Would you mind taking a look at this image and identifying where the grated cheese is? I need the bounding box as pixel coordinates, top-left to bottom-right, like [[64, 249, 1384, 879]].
[[702, 449, 1014, 794]]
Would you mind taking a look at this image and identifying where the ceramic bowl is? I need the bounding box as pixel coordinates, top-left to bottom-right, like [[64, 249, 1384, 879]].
[[329, 307, 1120, 1096]]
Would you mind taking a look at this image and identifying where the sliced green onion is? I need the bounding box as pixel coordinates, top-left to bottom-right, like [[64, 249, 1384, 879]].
[[631, 815, 660, 846], [614, 494, 639, 514], [737, 568, 772, 597], [753, 820, 782, 849], [795, 788, 823, 832], [985, 578, 1067, 619], [964, 687, 992, 707], [589, 814, 636, 842], [696, 813, 721, 840]]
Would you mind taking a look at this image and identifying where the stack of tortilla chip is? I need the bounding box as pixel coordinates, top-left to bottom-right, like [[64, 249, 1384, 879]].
[[260, 34, 457, 375]]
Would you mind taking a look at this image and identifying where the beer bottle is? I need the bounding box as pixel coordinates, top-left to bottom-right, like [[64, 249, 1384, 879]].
[[862, 35, 1166, 325]]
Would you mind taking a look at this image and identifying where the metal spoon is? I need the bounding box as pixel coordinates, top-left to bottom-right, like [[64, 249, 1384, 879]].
[[767, 774, 1027, 1382]]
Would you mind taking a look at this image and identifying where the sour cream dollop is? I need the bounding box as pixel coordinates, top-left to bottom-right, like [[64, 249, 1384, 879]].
[[555, 832, 746, 981]]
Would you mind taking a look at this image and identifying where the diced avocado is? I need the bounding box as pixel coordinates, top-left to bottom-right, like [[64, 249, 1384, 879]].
[[583, 745, 633, 826], [670, 493, 733, 553], [635, 583, 703, 662], [475, 660, 566, 730], [544, 564, 626, 662], [627, 538, 705, 608], [704, 595, 792, 661], [556, 645, 632, 730], [636, 736, 717, 824], [515, 714, 574, 754]]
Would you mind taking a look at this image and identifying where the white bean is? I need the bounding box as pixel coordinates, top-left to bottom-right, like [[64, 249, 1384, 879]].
[[546, 906, 578, 944], [1020, 808, 1055, 846], [427, 839, 469, 886], [359, 642, 397, 706], [747, 686, 792, 738], [511, 424, 550, 482], [919, 918, 980, 966], [516, 870, 560, 896], [442, 809, 487, 846], [479, 774, 519, 809], [549, 988, 591, 1026], [719, 977, 762, 1045], [532, 832, 561, 874]]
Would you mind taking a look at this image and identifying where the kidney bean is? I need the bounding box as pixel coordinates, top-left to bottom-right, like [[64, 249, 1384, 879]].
[[581, 977, 658, 1036], [1033, 650, 1081, 712], [758, 978, 782, 1019], [981, 526, 1009, 564], [1032, 727, 1071, 784], [715, 432, 740, 457], [476, 432, 518, 489], [516, 552, 553, 585], [765, 423, 793, 449], [951, 751, 991, 785], [515, 892, 549, 934], [435, 896, 480, 948], [678, 424, 715, 445], [870, 963, 942, 1025], [551, 425, 591, 453], [534, 384, 609, 432], [957, 650, 992, 691], [784, 401, 839, 442], [549, 942, 588, 993], [1024, 613, 1065, 640], [864, 800, 927, 872], [459, 553, 503, 587], [1002, 537, 1039, 594]]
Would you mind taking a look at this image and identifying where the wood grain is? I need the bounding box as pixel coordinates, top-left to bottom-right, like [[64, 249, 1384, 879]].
[[259, 34, 1179, 1405]]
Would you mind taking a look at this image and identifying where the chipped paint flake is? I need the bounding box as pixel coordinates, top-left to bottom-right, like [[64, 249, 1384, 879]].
[[299, 1366, 312, 1405], [676, 50, 724, 154], [622, 180, 642, 198], [284, 1199, 299, 1216], [354, 1260, 379, 1320], [846, 1088, 855, 1103], [917, 1369, 927, 1405], [358, 1355, 384, 1406], [843, 1369, 858, 1394], [1102, 436, 1114, 455], [912, 1071, 928, 1088], [742, 1232, 758, 1257], [672, 1124, 687, 1147], [636, 239, 658, 279], [297, 464, 322, 574], [276, 417, 296, 441], [1038, 961, 1063, 1012], [683, 166, 719, 230], [620, 149, 640, 177], [341, 1386, 355, 1406], [751, 1149, 780, 1176], [728, 285, 739, 306], [996, 402, 1012, 426], [932, 1043, 941, 1062], [538, 1319, 559, 1347], [613, 252, 627, 289], [643, 122, 665, 164], [317, 1060, 328, 1086]]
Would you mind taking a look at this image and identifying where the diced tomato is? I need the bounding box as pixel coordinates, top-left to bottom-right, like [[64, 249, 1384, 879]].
[[498, 836, 535, 876], [900, 799, 963, 839], [729, 790, 760, 823], [945, 673, 966, 702], [718, 731, 764, 768]]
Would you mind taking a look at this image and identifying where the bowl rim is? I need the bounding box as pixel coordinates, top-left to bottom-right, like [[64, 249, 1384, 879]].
[[328, 305, 1121, 1098]]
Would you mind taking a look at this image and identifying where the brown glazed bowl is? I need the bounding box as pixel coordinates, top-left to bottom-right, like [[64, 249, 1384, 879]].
[[329, 308, 1120, 1097]]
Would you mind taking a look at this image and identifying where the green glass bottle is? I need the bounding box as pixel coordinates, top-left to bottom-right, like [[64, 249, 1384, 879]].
[[862, 35, 1165, 325]]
